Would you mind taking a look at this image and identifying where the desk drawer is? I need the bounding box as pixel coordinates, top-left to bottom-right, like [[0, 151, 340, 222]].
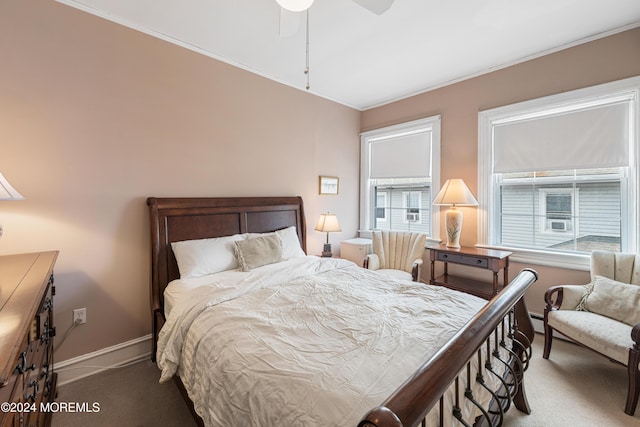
[[437, 252, 488, 268]]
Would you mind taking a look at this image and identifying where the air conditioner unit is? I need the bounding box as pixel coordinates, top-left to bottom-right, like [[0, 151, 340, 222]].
[[406, 213, 419, 222], [550, 220, 568, 231]]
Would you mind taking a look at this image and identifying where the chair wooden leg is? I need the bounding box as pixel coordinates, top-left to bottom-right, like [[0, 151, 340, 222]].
[[542, 324, 553, 359], [625, 348, 640, 415]]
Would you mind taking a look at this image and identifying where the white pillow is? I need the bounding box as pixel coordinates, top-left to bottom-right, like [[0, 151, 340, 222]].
[[171, 233, 246, 278], [276, 226, 306, 259]]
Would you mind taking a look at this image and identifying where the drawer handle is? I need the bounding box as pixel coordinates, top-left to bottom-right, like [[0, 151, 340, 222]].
[[15, 352, 26, 374], [442, 254, 448, 259], [477, 259, 483, 264], [27, 380, 39, 403]]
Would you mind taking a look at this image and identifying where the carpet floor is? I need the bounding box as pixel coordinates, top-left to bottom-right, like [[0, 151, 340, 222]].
[[52, 334, 640, 426]]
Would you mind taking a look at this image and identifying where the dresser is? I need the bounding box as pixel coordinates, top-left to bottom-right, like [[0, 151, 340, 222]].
[[0, 251, 59, 427]]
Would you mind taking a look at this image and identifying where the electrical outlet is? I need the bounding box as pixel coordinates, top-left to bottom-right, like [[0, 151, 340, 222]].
[[73, 308, 87, 325]]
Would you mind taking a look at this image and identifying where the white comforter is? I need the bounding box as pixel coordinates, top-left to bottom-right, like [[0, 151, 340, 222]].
[[157, 256, 487, 427]]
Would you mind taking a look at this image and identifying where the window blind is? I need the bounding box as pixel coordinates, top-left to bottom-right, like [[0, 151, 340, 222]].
[[370, 130, 431, 178], [493, 101, 630, 173]]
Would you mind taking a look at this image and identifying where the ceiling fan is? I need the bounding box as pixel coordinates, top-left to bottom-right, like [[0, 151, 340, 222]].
[[276, 0, 394, 90], [277, 0, 395, 37]]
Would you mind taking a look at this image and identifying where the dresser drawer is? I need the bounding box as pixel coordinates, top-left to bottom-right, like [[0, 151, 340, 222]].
[[31, 292, 53, 345], [437, 252, 488, 268]]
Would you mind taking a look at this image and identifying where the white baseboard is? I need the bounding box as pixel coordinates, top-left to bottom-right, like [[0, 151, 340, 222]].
[[55, 334, 152, 386], [530, 313, 544, 334]]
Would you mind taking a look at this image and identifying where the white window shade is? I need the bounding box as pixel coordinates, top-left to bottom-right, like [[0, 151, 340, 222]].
[[370, 131, 431, 178], [493, 101, 630, 173]]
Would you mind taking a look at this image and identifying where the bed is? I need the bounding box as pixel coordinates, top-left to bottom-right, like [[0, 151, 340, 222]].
[[147, 196, 538, 427]]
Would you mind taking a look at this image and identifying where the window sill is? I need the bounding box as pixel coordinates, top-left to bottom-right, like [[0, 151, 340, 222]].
[[358, 231, 441, 248], [475, 244, 591, 271]]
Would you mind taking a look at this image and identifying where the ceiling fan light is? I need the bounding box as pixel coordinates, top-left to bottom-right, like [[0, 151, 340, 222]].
[[276, 0, 314, 12]]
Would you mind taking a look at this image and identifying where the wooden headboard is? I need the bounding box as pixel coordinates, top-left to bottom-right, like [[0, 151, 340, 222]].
[[146, 196, 306, 359]]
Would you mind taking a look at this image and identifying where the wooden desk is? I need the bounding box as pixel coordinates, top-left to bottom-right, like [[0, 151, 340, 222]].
[[428, 244, 512, 299]]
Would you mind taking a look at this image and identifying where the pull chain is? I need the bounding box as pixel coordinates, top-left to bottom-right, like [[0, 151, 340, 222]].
[[305, 10, 310, 90]]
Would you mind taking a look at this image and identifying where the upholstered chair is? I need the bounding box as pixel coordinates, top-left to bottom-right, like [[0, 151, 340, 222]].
[[363, 231, 427, 282], [543, 250, 640, 415]]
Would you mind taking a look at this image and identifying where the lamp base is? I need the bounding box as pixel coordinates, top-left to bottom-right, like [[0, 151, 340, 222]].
[[445, 207, 463, 249], [321, 243, 333, 257]]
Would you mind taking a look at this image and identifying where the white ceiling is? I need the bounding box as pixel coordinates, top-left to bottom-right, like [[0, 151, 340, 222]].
[[58, 0, 640, 110]]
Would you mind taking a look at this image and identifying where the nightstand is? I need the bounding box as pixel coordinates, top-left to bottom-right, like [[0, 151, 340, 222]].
[[340, 238, 372, 266]]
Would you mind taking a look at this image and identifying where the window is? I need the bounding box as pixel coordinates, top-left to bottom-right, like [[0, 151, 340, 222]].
[[403, 191, 422, 223], [479, 77, 639, 268], [540, 189, 574, 234], [360, 116, 441, 237], [376, 192, 388, 222]]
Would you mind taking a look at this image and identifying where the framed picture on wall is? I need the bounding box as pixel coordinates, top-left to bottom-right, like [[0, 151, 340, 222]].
[[319, 176, 339, 195]]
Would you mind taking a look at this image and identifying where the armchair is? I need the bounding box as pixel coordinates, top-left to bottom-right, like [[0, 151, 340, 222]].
[[363, 231, 426, 282], [543, 250, 640, 415]]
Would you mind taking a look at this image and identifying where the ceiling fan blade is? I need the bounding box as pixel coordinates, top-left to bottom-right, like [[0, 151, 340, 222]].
[[279, 8, 301, 37], [352, 0, 394, 15]]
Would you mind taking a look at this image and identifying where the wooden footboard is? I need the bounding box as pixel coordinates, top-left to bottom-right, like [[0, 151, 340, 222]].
[[359, 268, 538, 427]]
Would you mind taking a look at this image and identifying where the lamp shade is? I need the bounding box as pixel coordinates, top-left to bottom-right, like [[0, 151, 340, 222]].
[[0, 172, 24, 200], [432, 179, 478, 207], [314, 213, 342, 233], [276, 0, 314, 12]]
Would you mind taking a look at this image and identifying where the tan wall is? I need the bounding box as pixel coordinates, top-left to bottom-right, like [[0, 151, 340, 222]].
[[362, 27, 640, 315], [0, 1, 361, 360]]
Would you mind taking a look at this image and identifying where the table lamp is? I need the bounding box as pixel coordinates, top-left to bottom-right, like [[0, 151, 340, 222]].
[[0, 171, 24, 239], [276, 0, 314, 12], [433, 179, 478, 248], [314, 212, 341, 257]]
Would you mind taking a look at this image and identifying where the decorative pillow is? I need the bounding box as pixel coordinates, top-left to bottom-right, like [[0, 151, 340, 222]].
[[247, 227, 305, 259], [579, 275, 640, 326], [575, 283, 594, 312], [171, 233, 246, 279], [234, 234, 284, 271]]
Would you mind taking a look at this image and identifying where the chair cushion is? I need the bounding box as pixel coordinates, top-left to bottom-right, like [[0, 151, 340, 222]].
[[579, 275, 640, 326], [547, 310, 632, 364]]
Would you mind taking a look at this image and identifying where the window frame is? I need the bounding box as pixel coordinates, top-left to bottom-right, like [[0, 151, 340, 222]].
[[478, 77, 640, 270], [360, 116, 441, 239], [539, 188, 576, 235]]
